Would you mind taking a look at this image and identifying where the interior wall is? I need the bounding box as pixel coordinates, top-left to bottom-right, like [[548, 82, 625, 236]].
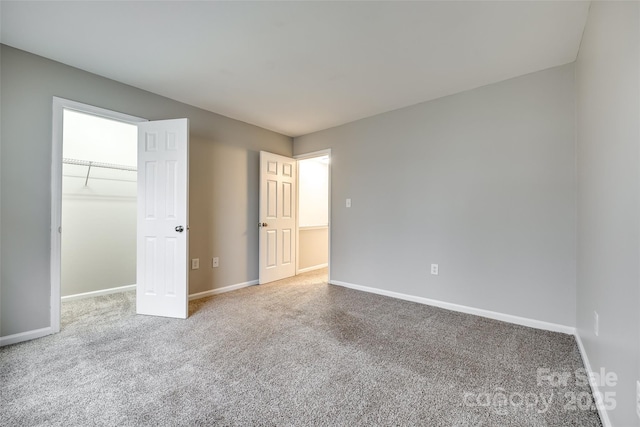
[[294, 63, 576, 327], [575, 2, 640, 426], [0, 45, 292, 337], [298, 228, 328, 272], [298, 158, 329, 271], [61, 110, 137, 297]]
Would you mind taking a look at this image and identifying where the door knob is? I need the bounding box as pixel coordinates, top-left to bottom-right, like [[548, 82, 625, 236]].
[[175, 225, 184, 232], [258, 222, 268, 228]]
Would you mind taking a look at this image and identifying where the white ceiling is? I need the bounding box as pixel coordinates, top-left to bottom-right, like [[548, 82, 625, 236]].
[[0, 1, 590, 137]]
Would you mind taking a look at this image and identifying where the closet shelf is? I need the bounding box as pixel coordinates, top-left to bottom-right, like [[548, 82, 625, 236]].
[[63, 157, 137, 186], [63, 158, 137, 171]]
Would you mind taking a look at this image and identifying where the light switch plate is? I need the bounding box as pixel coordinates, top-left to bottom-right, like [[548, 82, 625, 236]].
[[212, 257, 219, 268], [346, 198, 352, 208], [191, 258, 199, 270]]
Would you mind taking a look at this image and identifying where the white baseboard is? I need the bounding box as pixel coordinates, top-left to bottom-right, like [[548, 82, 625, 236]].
[[574, 332, 613, 427], [189, 280, 259, 301], [330, 280, 575, 335], [0, 327, 54, 347], [61, 284, 137, 302], [297, 263, 328, 274], [62, 279, 261, 303]]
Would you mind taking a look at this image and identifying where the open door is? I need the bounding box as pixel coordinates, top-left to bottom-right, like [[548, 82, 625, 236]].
[[259, 151, 297, 284], [136, 119, 189, 318]]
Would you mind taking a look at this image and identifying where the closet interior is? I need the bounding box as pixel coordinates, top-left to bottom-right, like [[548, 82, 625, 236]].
[[61, 109, 138, 298]]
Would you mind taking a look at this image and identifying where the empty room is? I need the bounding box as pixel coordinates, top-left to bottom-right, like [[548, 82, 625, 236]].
[[1, 1, 638, 426]]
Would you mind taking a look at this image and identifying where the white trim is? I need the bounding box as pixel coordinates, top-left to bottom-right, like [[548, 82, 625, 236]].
[[54, 97, 148, 123], [189, 280, 258, 301], [61, 284, 136, 302], [295, 159, 300, 275], [330, 280, 575, 335], [574, 332, 613, 427], [0, 327, 54, 347], [297, 263, 329, 274], [51, 97, 147, 336], [294, 149, 332, 161]]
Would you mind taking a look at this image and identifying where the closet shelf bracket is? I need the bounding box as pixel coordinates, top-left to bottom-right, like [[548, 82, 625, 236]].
[[84, 162, 93, 186]]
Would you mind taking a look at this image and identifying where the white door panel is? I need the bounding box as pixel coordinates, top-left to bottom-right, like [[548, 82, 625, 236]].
[[137, 119, 189, 318], [259, 151, 296, 284]]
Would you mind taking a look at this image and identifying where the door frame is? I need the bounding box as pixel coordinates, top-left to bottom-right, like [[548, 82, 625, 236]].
[[50, 97, 147, 333], [294, 149, 332, 283]]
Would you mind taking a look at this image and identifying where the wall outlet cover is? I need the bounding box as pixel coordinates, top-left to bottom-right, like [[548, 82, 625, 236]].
[[191, 258, 199, 270], [212, 257, 219, 268], [431, 264, 439, 275]]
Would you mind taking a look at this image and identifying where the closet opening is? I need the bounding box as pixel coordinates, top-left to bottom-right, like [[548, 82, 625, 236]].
[[60, 109, 138, 303]]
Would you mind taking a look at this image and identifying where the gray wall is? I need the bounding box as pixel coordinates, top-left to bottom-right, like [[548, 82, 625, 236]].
[[0, 45, 292, 337], [294, 64, 576, 327], [575, 2, 640, 426]]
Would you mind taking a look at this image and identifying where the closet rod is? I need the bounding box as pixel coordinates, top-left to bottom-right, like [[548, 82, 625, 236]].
[[63, 157, 137, 186], [62, 158, 137, 172]]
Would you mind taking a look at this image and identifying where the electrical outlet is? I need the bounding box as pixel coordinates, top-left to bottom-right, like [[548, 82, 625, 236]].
[[636, 380, 640, 420], [431, 264, 439, 275], [212, 257, 219, 268], [191, 258, 199, 270], [594, 311, 599, 337]]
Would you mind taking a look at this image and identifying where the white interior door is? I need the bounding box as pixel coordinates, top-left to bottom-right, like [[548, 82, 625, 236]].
[[137, 119, 189, 318], [259, 151, 297, 284]]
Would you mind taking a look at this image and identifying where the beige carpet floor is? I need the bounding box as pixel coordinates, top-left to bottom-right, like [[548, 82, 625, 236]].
[[1, 269, 601, 426]]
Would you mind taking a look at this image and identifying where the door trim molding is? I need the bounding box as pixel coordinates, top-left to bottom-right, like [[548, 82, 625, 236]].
[[50, 97, 146, 335]]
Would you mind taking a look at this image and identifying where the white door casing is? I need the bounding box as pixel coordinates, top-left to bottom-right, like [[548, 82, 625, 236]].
[[137, 119, 189, 319], [259, 151, 297, 284], [50, 98, 147, 338]]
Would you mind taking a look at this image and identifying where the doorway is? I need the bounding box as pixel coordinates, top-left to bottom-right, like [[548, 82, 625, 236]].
[[257, 149, 331, 285], [50, 98, 147, 332], [296, 150, 331, 282], [52, 98, 191, 329]]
